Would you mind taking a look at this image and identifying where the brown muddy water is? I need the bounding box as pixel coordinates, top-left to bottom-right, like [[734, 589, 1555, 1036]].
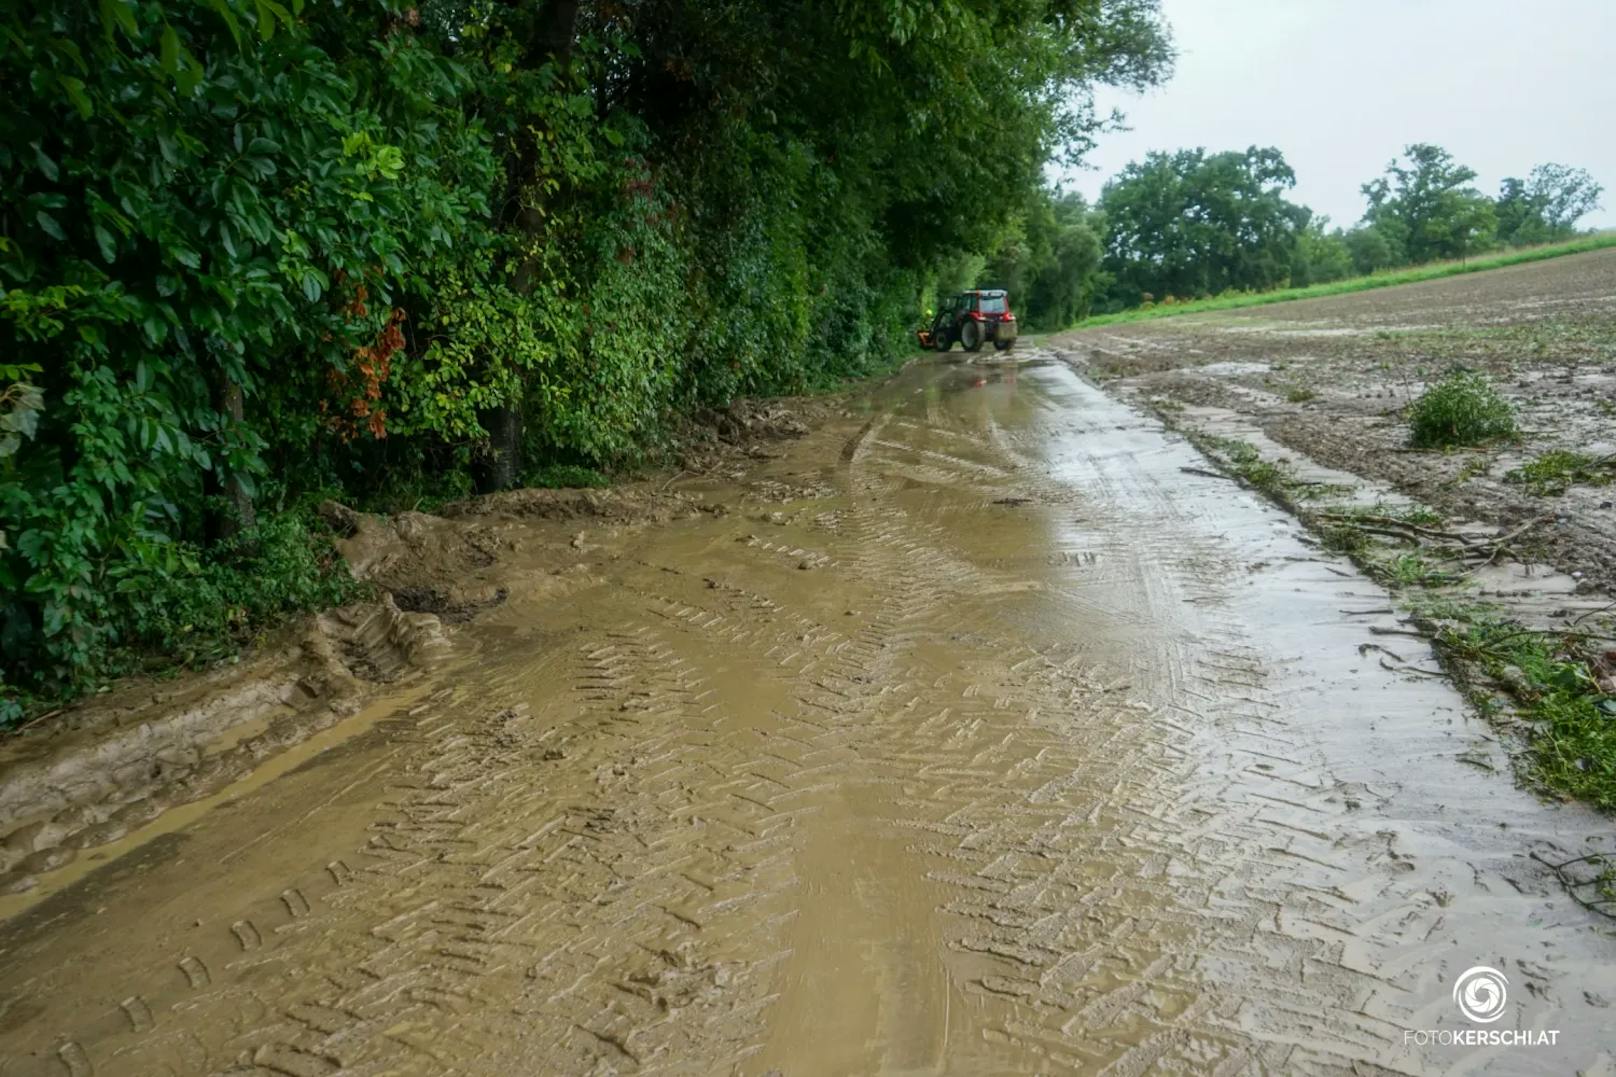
[[2, 350, 1613, 1075]]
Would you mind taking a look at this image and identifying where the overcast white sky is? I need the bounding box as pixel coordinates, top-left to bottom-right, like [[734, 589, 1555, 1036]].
[[1058, 0, 1616, 230]]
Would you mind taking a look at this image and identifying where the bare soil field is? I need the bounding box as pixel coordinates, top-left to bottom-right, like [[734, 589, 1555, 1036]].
[[1057, 248, 1616, 595]]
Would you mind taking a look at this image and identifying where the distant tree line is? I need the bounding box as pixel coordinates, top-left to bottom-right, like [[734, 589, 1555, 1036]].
[[985, 143, 1604, 325]]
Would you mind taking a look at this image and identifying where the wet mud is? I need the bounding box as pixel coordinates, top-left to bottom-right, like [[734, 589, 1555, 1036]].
[[2, 349, 1615, 1074], [1061, 248, 1616, 595], [0, 598, 449, 902]]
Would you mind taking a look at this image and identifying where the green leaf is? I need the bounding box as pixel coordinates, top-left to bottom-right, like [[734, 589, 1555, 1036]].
[[58, 75, 92, 119], [207, 0, 243, 47], [254, 0, 276, 41], [261, 0, 293, 30], [36, 211, 66, 241], [93, 223, 117, 262], [100, 0, 139, 38], [34, 143, 59, 182], [55, 40, 89, 76], [175, 49, 204, 95], [159, 24, 181, 76]]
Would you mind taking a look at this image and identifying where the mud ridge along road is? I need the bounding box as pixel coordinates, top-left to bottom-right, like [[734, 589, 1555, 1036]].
[[3, 346, 1616, 1074]]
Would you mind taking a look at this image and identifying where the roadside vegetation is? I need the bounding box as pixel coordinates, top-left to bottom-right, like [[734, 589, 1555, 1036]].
[[1430, 608, 1616, 808], [1506, 452, 1616, 497]]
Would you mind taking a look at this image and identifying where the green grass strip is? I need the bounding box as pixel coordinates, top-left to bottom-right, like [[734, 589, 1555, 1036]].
[[1066, 233, 1616, 330]]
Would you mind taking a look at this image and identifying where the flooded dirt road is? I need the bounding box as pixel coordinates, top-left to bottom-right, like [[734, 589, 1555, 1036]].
[[3, 351, 1614, 1074]]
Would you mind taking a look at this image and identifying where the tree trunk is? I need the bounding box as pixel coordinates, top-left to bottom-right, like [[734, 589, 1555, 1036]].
[[474, 404, 522, 493], [532, 0, 580, 64], [474, 0, 584, 495], [209, 378, 257, 545]]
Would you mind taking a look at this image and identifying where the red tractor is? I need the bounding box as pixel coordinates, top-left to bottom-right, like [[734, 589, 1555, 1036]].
[[917, 290, 1018, 353]]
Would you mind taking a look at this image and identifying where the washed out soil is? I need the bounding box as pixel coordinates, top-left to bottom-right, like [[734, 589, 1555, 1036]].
[[1054, 248, 1616, 597]]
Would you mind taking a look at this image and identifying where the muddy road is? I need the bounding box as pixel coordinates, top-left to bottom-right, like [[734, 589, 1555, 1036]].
[[3, 350, 1615, 1074]]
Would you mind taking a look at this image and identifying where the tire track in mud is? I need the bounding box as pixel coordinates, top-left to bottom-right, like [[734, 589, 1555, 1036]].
[[734, 353, 1522, 1073], [5, 626, 812, 1075], [719, 365, 1375, 1071], [778, 378, 1296, 1072], [0, 361, 1376, 1075], [0, 429, 965, 1076]]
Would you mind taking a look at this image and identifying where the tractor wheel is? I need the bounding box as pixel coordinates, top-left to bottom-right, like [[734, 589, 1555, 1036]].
[[994, 339, 1015, 352], [960, 319, 983, 352], [933, 324, 952, 352]]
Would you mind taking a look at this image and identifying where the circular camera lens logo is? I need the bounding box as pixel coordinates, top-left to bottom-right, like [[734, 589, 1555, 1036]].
[[1453, 965, 1509, 1024]]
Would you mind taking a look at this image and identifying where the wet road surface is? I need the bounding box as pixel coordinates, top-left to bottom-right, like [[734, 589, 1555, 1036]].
[[2, 351, 1614, 1075]]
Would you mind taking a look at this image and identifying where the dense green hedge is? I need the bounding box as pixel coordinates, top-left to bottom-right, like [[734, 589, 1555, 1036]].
[[1, 0, 1169, 715]]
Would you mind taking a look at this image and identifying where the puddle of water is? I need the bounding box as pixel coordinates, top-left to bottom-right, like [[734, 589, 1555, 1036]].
[[1197, 360, 1273, 375]]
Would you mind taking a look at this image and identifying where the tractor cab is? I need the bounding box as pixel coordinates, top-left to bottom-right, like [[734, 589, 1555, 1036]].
[[919, 290, 1017, 353]]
